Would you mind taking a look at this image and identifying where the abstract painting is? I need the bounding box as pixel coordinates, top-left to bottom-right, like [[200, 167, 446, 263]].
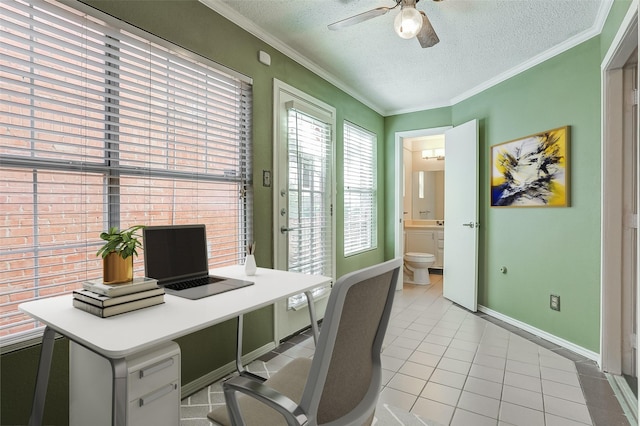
[[491, 126, 569, 207]]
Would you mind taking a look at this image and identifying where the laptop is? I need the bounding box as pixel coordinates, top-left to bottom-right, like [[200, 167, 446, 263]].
[[143, 224, 253, 300]]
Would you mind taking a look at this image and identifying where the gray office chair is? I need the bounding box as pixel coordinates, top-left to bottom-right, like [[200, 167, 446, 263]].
[[207, 258, 402, 426]]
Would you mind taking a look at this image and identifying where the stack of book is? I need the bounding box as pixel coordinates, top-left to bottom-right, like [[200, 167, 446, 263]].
[[73, 277, 164, 318]]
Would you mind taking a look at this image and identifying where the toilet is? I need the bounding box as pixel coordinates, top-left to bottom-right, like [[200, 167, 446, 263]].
[[404, 252, 436, 285]]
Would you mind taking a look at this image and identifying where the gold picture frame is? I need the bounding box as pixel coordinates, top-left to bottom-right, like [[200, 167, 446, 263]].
[[490, 126, 570, 207]]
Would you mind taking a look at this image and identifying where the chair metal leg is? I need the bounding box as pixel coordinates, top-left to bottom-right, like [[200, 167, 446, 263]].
[[304, 291, 319, 345], [234, 291, 319, 382], [28, 326, 56, 426]]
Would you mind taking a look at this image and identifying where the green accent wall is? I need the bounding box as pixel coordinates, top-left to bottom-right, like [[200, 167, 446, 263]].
[[1, 338, 69, 426], [383, 0, 635, 354], [384, 36, 604, 353], [382, 0, 636, 351], [1, 1, 385, 424], [457, 36, 602, 352]]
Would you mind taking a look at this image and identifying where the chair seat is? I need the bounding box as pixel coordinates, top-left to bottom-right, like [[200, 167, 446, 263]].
[[208, 357, 312, 426]]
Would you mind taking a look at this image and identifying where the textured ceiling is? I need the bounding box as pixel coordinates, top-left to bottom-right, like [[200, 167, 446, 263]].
[[200, 0, 610, 116]]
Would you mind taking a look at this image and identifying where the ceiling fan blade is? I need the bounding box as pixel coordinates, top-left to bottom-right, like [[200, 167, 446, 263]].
[[328, 7, 392, 31], [416, 12, 440, 48]]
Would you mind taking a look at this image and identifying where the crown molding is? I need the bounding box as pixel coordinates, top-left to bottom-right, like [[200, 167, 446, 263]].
[[386, 99, 454, 117], [448, 0, 614, 107], [198, 0, 386, 116], [200, 0, 614, 118]]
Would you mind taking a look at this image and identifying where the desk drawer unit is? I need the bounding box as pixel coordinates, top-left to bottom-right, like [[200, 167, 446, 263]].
[[70, 341, 180, 426]]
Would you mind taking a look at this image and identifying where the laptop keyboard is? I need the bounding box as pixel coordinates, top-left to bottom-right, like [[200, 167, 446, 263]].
[[165, 276, 222, 291]]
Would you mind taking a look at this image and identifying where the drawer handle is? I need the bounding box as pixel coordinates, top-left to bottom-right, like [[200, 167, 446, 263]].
[[139, 358, 174, 378], [139, 383, 177, 407]]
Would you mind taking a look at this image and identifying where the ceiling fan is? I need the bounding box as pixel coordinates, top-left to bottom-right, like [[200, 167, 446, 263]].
[[328, 0, 441, 48]]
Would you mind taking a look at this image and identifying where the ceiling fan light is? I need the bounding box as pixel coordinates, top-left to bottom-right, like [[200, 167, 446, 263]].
[[394, 6, 423, 39]]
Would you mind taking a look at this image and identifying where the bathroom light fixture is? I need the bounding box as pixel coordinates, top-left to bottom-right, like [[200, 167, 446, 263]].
[[422, 148, 445, 160], [393, 1, 423, 39]]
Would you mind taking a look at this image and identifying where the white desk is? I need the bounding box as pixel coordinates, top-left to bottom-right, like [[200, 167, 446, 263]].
[[19, 266, 332, 426]]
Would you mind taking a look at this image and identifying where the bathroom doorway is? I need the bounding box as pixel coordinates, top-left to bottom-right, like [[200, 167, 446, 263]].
[[394, 126, 450, 290], [402, 134, 445, 288], [395, 122, 479, 310]]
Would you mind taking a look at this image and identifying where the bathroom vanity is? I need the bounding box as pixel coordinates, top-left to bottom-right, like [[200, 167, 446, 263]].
[[404, 222, 444, 270]]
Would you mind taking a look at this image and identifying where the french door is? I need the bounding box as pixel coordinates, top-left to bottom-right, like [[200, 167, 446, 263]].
[[272, 80, 335, 340], [273, 79, 336, 293]]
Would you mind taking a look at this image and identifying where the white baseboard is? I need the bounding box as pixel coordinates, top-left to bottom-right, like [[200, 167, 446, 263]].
[[180, 341, 276, 398], [478, 305, 600, 363]]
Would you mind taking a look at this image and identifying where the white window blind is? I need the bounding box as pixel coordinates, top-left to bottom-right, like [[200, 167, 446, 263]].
[[0, 0, 253, 344], [286, 108, 333, 275], [286, 107, 333, 309], [343, 121, 377, 256]]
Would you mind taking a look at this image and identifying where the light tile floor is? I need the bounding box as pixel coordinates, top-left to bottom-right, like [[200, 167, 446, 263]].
[[181, 273, 632, 426]]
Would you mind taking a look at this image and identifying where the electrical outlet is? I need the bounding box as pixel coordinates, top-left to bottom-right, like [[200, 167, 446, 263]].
[[550, 294, 560, 311]]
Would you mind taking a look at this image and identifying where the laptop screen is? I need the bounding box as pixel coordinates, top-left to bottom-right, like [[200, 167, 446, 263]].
[[143, 224, 209, 284]]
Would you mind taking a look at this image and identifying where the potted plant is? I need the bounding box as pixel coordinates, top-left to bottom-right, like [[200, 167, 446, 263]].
[[96, 225, 145, 284]]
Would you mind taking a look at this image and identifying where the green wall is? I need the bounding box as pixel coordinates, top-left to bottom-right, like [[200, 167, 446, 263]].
[[1, 338, 70, 426], [385, 37, 603, 352], [383, 0, 635, 352], [457, 36, 602, 351]]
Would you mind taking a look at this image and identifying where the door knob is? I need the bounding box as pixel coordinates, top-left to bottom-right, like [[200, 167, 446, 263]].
[[462, 222, 476, 228]]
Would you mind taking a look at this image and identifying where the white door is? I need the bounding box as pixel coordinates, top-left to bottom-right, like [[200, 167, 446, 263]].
[[273, 81, 336, 278], [443, 120, 479, 311], [272, 80, 336, 340]]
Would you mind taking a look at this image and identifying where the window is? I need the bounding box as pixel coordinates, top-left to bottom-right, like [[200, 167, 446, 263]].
[[0, 0, 253, 344], [343, 122, 377, 256]]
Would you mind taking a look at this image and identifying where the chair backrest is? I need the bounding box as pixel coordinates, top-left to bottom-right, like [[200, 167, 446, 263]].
[[298, 258, 401, 425]]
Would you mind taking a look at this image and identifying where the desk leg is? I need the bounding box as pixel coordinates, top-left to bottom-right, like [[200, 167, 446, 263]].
[[28, 326, 56, 426], [304, 291, 319, 346], [110, 358, 127, 426], [235, 315, 266, 382], [235, 314, 245, 374]]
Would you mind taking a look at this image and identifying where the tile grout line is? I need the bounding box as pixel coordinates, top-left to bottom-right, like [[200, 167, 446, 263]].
[[390, 279, 610, 425]]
